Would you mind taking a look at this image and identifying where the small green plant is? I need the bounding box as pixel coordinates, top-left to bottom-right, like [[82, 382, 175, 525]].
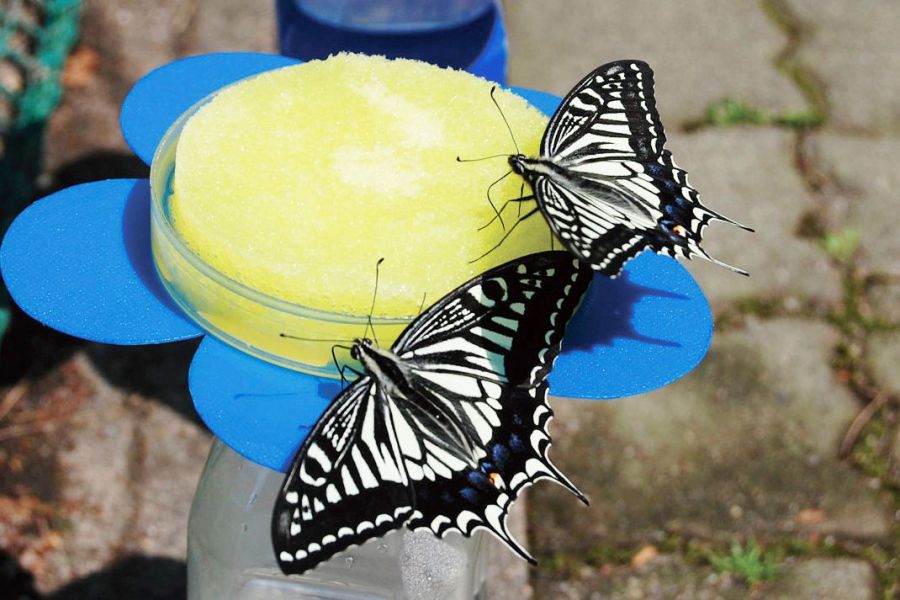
[[703, 98, 823, 129], [709, 540, 780, 585], [819, 228, 860, 265], [706, 99, 771, 127]]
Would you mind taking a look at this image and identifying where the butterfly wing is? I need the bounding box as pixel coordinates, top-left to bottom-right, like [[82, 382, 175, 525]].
[[272, 377, 415, 574], [542, 60, 664, 163], [534, 60, 749, 276], [392, 251, 593, 560]]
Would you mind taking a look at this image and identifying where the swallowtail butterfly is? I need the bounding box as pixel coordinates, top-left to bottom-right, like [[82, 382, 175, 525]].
[[272, 251, 591, 574], [503, 60, 752, 277]]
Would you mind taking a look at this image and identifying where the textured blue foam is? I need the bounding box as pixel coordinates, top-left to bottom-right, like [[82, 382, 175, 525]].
[[0, 179, 202, 344]]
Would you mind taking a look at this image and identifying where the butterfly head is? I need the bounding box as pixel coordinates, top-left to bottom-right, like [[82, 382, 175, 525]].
[[349, 337, 374, 361], [508, 154, 545, 182]]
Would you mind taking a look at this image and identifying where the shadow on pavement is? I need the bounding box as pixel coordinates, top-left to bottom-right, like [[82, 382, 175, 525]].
[[0, 549, 187, 600], [85, 340, 205, 428], [49, 555, 186, 600]]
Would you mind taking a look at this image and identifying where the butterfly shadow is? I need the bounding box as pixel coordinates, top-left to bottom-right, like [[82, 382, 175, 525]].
[[562, 271, 686, 352]]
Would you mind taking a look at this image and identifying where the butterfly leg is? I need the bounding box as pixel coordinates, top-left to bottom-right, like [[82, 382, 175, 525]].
[[331, 344, 361, 389], [477, 194, 535, 232], [470, 206, 541, 264], [483, 170, 515, 231]]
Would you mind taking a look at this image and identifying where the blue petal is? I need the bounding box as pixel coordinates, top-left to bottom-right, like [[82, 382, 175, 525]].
[[190, 336, 335, 472], [121, 52, 300, 165], [550, 252, 712, 399], [0, 179, 203, 344], [512, 87, 561, 116]]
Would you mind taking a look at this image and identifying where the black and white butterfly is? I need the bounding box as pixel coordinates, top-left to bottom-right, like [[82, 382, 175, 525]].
[[272, 251, 592, 575], [496, 60, 752, 277]]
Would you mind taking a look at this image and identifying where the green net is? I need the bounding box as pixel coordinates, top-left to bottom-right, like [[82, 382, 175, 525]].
[[0, 0, 81, 342]]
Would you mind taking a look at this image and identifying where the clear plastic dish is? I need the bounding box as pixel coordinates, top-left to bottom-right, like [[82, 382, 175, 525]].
[[149, 90, 412, 378]]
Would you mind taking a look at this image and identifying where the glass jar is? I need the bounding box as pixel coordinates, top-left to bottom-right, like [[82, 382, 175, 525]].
[[188, 440, 490, 599]]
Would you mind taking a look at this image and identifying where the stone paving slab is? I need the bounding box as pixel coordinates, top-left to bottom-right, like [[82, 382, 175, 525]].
[[765, 557, 878, 600], [505, 0, 807, 127], [811, 134, 900, 276], [35, 351, 210, 594], [536, 555, 879, 600], [869, 333, 900, 397], [786, 0, 900, 134], [534, 555, 744, 600], [867, 281, 900, 326], [532, 319, 891, 558], [668, 128, 841, 307], [190, 0, 277, 55]]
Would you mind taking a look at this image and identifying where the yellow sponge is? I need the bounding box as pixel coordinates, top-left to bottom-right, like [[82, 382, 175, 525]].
[[171, 53, 551, 317]]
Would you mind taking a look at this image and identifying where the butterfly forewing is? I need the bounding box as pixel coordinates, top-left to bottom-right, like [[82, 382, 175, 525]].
[[272, 378, 414, 574], [543, 60, 664, 163]]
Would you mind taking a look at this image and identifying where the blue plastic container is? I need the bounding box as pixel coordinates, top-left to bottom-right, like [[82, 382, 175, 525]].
[[276, 0, 507, 83]]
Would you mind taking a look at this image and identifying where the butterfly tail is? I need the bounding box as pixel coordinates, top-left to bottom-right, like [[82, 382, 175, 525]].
[[480, 511, 538, 566], [692, 244, 750, 277], [701, 206, 755, 233], [524, 455, 590, 506]]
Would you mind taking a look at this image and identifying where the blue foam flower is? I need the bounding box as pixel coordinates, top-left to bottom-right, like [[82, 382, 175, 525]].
[[0, 53, 712, 472]]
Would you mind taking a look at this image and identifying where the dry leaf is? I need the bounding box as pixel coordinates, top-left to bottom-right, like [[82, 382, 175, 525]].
[[630, 544, 658, 568], [796, 508, 827, 525], [62, 46, 101, 89]]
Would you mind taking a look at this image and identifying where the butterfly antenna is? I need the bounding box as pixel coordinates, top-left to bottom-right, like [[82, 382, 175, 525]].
[[455, 154, 510, 163], [363, 258, 385, 345], [490, 85, 520, 156], [280, 333, 352, 343]]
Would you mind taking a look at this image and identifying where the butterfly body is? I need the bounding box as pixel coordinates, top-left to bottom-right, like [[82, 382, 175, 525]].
[[272, 252, 592, 575], [504, 60, 752, 277]]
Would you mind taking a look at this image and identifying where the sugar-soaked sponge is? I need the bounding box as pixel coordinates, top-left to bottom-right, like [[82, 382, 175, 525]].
[[171, 53, 552, 317]]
